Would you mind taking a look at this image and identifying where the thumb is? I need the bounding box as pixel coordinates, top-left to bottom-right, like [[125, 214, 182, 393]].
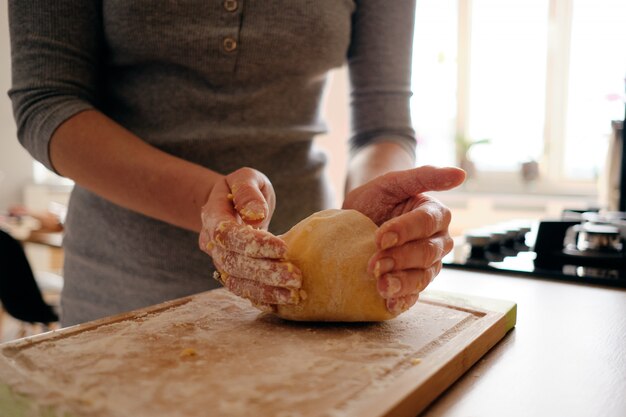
[[226, 167, 275, 228], [200, 176, 286, 258], [375, 166, 466, 198]]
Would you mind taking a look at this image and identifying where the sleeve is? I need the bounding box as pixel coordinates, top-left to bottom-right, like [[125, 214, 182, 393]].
[[347, 0, 417, 161], [7, 1, 103, 172]]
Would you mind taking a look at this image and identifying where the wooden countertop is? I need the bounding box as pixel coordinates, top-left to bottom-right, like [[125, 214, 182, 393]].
[[23, 230, 63, 248], [424, 268, 626, 417], [0, 218, 63, 249]]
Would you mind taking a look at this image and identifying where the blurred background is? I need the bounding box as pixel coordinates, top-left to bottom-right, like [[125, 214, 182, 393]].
[[0, 1, 625, 336]]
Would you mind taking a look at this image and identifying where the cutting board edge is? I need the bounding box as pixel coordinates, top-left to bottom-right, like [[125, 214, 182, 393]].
[[0, 289, 517, 352], [350, 292, 516, 417], [0, 295, 199, 351], [422, 289, 517, 331], [387, 312, 513, 417]]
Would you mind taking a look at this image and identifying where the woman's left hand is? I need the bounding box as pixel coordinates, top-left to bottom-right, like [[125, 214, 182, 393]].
[[342, 165, 466, 314]]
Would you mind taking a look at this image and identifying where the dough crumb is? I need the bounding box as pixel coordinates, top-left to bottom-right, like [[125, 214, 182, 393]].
[[180, 348, 198, 358]]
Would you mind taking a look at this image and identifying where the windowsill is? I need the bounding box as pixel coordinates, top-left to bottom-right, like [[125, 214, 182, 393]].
[[430, 181, 600, 236], [450, 171, 599, 199]]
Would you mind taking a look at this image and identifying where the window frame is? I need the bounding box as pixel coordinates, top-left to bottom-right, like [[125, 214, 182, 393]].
[[453, 0, 599, 197]]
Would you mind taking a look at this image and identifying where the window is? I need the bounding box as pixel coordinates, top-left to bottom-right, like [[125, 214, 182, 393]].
[[411, 0, 626, 195], [411, 0, 458, 168], [563, 0, 626, 180], [33, 161, 73, 186], [467, 0, 548, 171]]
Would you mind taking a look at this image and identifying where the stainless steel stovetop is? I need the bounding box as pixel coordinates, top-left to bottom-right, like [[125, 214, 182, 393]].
[[443, 210, 626, 288]]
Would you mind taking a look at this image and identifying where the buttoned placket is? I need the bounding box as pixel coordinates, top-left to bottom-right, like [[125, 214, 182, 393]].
[[219, 0, 243, 73], [223, 0, 238, 13]]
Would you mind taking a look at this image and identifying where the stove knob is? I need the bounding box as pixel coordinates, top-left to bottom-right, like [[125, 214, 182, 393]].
[[464, 232, 491, 260], [576, 223, 622, 253]]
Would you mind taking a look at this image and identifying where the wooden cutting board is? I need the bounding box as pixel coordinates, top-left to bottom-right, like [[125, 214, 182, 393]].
[[0, 287, 516, 417]]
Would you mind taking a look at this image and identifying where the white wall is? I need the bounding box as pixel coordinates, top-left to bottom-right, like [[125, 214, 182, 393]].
[[0, 2, 35, 211], [316, 68, 350, 207]]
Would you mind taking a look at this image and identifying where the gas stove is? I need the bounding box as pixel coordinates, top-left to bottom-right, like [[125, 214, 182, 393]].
[[443, 210, 626, 288]]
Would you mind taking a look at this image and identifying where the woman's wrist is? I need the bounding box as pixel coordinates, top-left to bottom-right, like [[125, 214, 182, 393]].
[[50, 110, 223, 232], [345, 140, 415, 193]]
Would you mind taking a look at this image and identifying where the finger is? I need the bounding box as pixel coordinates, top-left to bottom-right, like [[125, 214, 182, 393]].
[[211, 245, 302, 288], [201, 177, 286, 258], [251, 303, 276, 313], [368, 233, 452, 276], [377, 263, 442, 299], [211, 221, 286, 259], [202, 177, 238, 227], [374, 166, 466, 201], [199, 228, 212, 254], [217, 272, 301, 305], [386, 293, 420, 315], [376, 197, 451, 249], [226, 168, 275, 227]]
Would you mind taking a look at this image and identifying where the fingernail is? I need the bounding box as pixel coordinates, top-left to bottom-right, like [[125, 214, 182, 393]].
[[374, 258, 395, 278], [240, 201, 265, 221], [281, 262, 302, 288], [386, 298, 402, 314], [380, 232, 399, 250], [379, 275, 402, 297], [288, 288, 301, 304], [387, 294, 419, 314]]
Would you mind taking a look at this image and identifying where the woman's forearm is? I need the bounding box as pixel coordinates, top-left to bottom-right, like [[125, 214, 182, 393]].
[[345, 141, 415, 194], [50, 110, 221, 232]]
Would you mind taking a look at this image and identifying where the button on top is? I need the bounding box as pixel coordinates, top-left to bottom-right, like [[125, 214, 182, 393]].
[[223, 0, 238, 12], [223, 37, 238, 52]]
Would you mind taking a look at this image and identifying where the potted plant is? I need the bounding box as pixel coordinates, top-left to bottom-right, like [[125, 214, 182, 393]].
[[455, 133, 491, 178]]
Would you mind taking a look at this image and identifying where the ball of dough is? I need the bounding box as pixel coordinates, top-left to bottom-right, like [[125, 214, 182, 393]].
[[275, 209, 397, 322]]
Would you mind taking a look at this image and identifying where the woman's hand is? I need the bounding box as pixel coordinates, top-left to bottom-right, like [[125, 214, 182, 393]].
[[343, 165, 466, 314], [199, 168, 302, 308]]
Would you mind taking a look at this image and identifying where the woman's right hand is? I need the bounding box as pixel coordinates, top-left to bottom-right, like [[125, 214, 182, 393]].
[[199, 168, 302, 308]]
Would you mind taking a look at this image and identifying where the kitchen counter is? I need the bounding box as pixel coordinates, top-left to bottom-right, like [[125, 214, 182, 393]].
[[424, 267, 626, 417]]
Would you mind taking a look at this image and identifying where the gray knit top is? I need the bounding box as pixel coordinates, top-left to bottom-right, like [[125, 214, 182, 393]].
[[8, 0, 417, 325]]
